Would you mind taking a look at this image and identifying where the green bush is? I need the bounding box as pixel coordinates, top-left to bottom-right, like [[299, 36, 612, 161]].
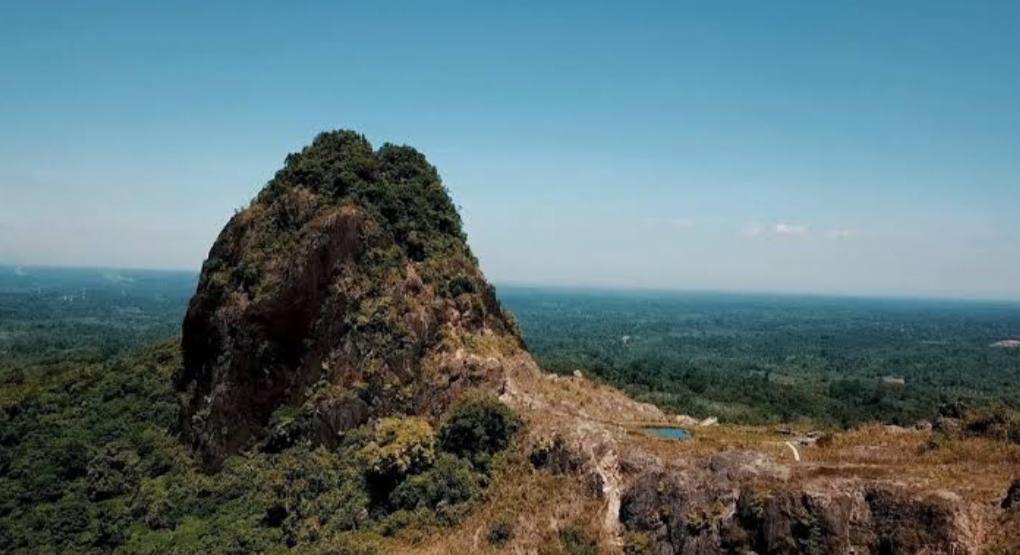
[[437, 394, 521, 469], [389, 454, 478, 511], [359, 417, 436, 484], [263, 405, 312, 453], [86, 443, 140, 501], [54, 436, 90, 480]]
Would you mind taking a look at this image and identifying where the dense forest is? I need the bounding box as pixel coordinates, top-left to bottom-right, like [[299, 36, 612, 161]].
[[0, 267, 521, 553], [0, 267, 195, 365], [3, 267, 1019, 429], [3, 267, 1019, 430], [502, 287, 1020, 427]]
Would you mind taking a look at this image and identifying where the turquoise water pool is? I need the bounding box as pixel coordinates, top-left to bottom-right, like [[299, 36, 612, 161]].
[[644, 426, 691, 440]]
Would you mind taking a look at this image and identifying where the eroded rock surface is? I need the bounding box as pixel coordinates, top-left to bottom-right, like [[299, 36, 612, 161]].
[[619, 477, 977, 554]]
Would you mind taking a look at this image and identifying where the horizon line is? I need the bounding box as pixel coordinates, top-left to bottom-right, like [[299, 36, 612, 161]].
[[3, 262, 1019, 305]]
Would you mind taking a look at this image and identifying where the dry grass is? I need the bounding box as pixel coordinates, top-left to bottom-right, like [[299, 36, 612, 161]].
[[388, 367, 1020, 553], [392, 450, 607, 554], [806, 425, 1020, 504]]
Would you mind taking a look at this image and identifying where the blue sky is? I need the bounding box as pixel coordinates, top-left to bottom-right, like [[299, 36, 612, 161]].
[[1, 1, 1018, 299]]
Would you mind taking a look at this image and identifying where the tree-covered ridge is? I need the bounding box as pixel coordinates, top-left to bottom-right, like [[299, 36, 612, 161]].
[[189, 130, 481, 319], [269, 132, 466, 260], [263, 130, 468, 262]]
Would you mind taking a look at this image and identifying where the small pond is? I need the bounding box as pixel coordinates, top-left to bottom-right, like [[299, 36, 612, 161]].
[[644, 426, 691, 440]]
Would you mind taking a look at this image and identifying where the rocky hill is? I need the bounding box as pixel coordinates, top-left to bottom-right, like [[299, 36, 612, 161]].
[[177, 131, 1020, 553], [177, 131, 523, 467]]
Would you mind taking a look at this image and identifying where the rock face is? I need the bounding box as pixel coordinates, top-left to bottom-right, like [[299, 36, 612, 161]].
[[615, 462, 976, 554], [177, 131, 521, 466], [614, 462, 981, 555]]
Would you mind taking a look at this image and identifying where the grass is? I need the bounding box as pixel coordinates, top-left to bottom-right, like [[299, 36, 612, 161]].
[[390, 450, 606, 554]]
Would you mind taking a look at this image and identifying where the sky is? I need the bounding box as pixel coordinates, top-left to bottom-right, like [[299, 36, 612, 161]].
[[1, 1, 1019, 300]]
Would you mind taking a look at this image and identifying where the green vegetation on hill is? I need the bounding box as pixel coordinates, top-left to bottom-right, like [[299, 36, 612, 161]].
[[0, 338, 519, 554], [226, 130, 471, 295], [267, 134, 468, 261]]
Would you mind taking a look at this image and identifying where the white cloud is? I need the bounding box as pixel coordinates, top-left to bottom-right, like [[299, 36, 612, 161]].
[[668, 218, 695, 229], [825, 229, 855, 240], [773, 223, 810, 236], [743, 222, 814, 238]]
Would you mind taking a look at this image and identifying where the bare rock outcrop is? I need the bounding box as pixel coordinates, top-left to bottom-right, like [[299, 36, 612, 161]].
[[618, 470, 981, 554]]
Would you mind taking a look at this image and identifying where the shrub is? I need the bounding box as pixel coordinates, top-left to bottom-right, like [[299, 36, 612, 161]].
[[488, 519, 514, 547], [54, 436, 90, 480], [359, 417, 436, 484], [263, 405, 312, 453], [86, 444, 139, 501], [257, 447, 371, 543], [559, 526, 599, 555], [389, 454, 478, 511], [437, 394, 521, 468], [623, 531, 652, 555]]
